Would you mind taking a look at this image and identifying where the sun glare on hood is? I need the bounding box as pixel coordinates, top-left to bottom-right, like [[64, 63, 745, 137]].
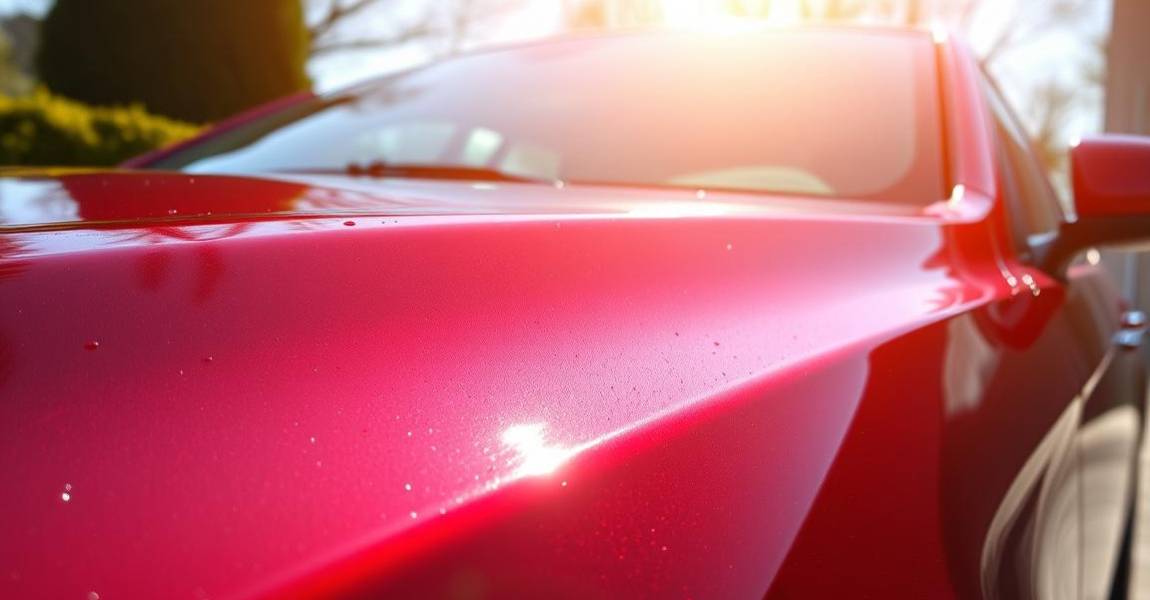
[[501, 423, 574, 477]]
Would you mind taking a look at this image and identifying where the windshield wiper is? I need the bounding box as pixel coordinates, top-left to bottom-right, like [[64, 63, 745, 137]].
[[342, 161, 547, 184], [273, 162, 549, 184]]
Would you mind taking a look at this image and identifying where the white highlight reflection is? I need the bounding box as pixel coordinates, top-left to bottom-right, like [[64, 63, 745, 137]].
[[1086, 248, 1101, 266], [948, 184, 966, 208], [501, 423, 573, 477], [627, 202, 730, 218]]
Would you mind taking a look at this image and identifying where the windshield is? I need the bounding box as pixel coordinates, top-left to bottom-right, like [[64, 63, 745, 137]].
[[151, 29, 944, 206]]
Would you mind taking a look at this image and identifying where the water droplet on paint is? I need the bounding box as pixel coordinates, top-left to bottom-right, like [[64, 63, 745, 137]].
[[84, 340, 99, 351], [403, 483, 412, 492]]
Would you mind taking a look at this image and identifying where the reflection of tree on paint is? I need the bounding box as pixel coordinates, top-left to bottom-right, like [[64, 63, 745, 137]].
[[0, 330, 10, 389], [0, 236, 28, 281], [0, 237, 21, 388], [118, 225, 249, 303], [3, 170, 409, 305], [0, 238, 26, 389], [57, 172, 404, 220], [56, 174, 301, 303], [63, 173, 304, 222]]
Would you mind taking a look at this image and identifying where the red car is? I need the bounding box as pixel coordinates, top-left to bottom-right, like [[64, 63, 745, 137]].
[[2, 26, 1149, 599]]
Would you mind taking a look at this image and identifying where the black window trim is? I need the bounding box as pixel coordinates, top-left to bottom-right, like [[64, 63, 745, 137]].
[[978, 69, 1067, 265]]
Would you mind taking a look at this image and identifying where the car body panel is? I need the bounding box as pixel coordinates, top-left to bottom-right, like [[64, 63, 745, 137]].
[[0, 28, 1142, 600], [938, 33, 996, 198], [2, 174, 984, 598]]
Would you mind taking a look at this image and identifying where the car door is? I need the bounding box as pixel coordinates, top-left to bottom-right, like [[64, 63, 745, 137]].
[[961, 76, 1147, 600]]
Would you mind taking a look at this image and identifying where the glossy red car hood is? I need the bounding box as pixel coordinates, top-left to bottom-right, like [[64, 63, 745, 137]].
[[0, 172, 981, 598]]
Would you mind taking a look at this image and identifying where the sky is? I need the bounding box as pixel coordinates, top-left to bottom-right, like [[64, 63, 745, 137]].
[[0, 0, 1113, 144]]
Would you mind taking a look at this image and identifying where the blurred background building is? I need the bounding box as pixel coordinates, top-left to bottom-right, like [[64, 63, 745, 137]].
[[1107, 0, 1149, 136], [1104, 0, 1150, 310]]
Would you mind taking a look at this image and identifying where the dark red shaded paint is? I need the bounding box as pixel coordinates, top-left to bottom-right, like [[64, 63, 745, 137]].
[[1071, 134, 1150, 218]]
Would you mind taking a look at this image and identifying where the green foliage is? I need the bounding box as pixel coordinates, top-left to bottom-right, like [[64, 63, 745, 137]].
[[37, 0, 311, 123], [0, 89, 201, 166]]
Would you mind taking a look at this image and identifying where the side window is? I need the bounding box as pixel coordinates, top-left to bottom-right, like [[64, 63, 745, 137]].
[[981, 76, 1065, 253]]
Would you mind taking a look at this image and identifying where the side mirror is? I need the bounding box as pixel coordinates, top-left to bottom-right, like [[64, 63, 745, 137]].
[[1072, 135, 1150, 219], [1043, 134, 1150, 272]]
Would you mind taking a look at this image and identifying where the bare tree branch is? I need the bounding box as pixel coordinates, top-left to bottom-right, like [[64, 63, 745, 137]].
[[310, 19, 435, 56], [976, 0, 1094, 67], [1080, 33, 1107, 88], [440, 0, 526, 56], [309, 0, 389, 44], [307, 0, 523, 58], [1031, 80, 1076, 172]]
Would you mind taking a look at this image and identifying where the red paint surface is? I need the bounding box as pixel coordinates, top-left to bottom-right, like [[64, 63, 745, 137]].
[[939, 34, 996, 198], [1071, 134, 1150, 218]]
